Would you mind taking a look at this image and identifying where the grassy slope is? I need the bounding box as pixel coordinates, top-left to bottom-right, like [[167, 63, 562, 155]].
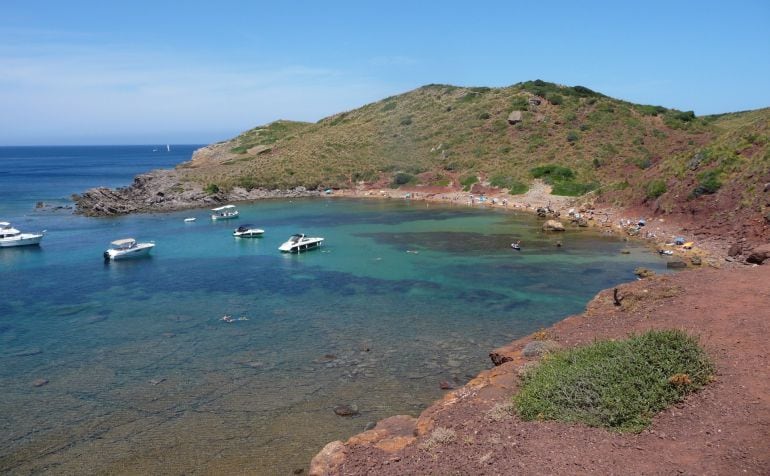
[[179, 80, 769, 232]]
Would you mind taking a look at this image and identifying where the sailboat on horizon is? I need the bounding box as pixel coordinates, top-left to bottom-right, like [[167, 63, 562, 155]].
[[166, 144, 171, 152]]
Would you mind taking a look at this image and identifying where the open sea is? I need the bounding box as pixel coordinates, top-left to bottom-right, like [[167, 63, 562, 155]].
[[0, 146, 670, 474]]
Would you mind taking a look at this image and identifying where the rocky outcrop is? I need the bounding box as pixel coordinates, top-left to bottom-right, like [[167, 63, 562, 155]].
[[542, 219, 565, 231], [73, 169, 320, 216], [746, 243, 770, 264]]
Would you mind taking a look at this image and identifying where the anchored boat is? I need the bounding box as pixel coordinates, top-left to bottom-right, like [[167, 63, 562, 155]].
[[278, 234, 324, 253], [104, 238, 154, 261], [233, 224, 264, 238], [0, 222, 44, 247], [211, 205, 239, 220]]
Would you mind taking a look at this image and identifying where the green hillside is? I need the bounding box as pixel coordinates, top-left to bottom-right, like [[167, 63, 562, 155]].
[[178, 80, 769, 233]]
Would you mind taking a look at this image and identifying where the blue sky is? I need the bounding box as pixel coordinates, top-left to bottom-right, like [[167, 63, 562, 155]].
[[1, 0, 768, 145]]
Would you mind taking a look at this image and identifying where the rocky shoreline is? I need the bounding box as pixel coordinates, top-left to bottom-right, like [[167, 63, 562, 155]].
[[309, 265, 770, 475], [72, 168, 321, 216]]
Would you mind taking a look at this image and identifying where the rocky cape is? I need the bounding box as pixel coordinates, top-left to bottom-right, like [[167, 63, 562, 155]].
[[72, 168, 320, 216]]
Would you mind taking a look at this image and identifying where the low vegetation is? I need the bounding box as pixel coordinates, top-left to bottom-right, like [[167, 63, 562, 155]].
[[514, 330, 714, 432], [175, 80, 768, 222]]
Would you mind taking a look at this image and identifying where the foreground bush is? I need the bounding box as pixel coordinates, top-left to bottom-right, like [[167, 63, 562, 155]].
[[514, 330, 714, 432]]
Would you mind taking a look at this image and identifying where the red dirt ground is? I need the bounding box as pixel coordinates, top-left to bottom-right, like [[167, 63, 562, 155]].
[[311, 265, 770, 475]]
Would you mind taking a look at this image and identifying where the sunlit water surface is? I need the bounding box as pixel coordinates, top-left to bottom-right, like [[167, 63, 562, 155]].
[[0, 146, 670, 474]]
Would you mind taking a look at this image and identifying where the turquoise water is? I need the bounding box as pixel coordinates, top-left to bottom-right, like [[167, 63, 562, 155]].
[[0, 147, 670, 474]]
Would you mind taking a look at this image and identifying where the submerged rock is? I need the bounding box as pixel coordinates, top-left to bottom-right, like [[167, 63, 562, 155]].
[[333, 404, 360, 417], [542, 220, 565, 231], [32, 378, 49, 387], [634, 267, 656, 278]]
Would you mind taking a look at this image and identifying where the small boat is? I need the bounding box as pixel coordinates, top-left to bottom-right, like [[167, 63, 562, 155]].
[[211, 205, 239, 220], [233, 224, 264, 238], [279, 234, 324, 253], [511, 240, 521, 251], [184, 217, 196, 222], [659, 249, 674, 256], [0, 222, 44, 247], [166, 144, 171, 152], [104, 238, 154, 261]]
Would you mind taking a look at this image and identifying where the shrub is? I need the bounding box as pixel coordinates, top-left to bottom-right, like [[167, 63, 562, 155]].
[[477, 112, 491, 120], [571, 85, 600, 97], [547, 93, 564, 105], [636, 104, 667, 116], [530, 165, 575, 183], [694, 169, 722, 195], [400, 115, 413, 126], [634, 156, 652, 169], [460, 174, 478, 191], [510, 96, 529, 111], [203, 183, 220, 194], [566, 131, 579, 143], [646, 179, 667, 199], [381, 101, 397, 112], [390, 172, 415, 188], [551, 181, 596, 196], [514, 330, 714, 432], [489, 175, 528, 194]]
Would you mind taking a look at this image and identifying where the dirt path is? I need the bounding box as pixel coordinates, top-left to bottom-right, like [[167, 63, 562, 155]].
[[311, 265, 770, 475]]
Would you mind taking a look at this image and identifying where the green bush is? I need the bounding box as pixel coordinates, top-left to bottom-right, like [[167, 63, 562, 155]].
[[514, 330, 714, 432], [547, 93, 564, 105], [634, 157, 652, 169], [203, 183, 220, 194], [390, 172, 416, 188], [551, 181, 596, 196], [530, 165, 575, 183], [510, 96, 529, 111], [477, 112, 491, 120], [694, 169, 722, 195], [636, 104, 667, 116], [460, 174, 478, 191], [400, 115, 413, 126], [646, 179, 667, 199], [489, 175, 528, 194], [381, 101, 397, 112], [566, 131, 579, 143]]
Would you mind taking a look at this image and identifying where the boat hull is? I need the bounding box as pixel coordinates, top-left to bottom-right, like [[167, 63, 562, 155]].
[[211, 212, 239, 220], [104, 243, 154, 260], [0, 234, 43, 247], [234, 230, 264, 238], [279, 239, 323, 253]]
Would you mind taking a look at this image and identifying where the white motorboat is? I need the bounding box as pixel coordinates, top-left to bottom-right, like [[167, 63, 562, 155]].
[[211, 205, 239, 220], [233, 224, 264, 238], [104, 238, 155, 261], [279, 234, 324, 253], [184, 217, 196, 222], [0, 222, 44, 247]]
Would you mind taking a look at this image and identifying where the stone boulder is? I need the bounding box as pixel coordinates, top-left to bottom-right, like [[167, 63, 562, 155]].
[[634, 267, 656, 278], [542, 220, 565, 231], [507, 111, 523, 125], [727, 243, 743, 257], [667, 260, 688, 269], [746, 244, 770, 264]]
